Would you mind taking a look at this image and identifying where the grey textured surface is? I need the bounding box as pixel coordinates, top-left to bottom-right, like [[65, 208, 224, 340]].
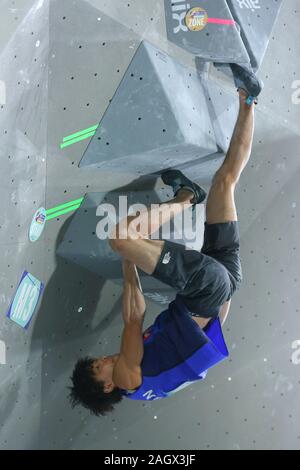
[[79, 41, 217, 172], [164, 0, 250, 64], [164, 0, 283, 72], [0, 0, 300, 451], [227, 0, 284, 71]]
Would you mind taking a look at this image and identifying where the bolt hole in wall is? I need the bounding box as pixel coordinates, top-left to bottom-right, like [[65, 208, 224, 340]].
[[0, 0, 300, 453]]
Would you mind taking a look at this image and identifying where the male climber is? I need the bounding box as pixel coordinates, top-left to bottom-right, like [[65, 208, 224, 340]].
[[69, 64, 263, 416]]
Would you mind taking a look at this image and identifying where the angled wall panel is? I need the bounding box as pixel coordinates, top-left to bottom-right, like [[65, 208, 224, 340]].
[[198, 84, 240, 153], [227, 0, 284, 71], [164, 0, 250, 64], [79, 41, 218, 173]]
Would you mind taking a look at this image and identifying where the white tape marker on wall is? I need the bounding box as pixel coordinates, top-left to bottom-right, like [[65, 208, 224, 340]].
[[0, 80, 6, 105], [291, 340, 300, 365], [0, 340, 6, 365]]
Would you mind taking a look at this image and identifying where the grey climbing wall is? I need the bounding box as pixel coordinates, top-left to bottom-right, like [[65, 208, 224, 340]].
[[227, 0, 284, 71], [78, 40, 241, 174], [195, 59, 240, 154], [164, 0, 284, 78], [214, 0, 284, 80], [1, 0, 300, 452], [79, 41, 217, 172], [164, 0, 250, 64]]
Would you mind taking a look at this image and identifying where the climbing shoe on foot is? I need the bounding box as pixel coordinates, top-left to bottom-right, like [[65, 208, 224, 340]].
[[229, 63, 264, 105], [161, 169, 207, 205]]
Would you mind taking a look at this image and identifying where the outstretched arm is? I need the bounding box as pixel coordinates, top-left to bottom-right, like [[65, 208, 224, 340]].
[[113, 260, 146, 389], [121, 259, 146, 326]]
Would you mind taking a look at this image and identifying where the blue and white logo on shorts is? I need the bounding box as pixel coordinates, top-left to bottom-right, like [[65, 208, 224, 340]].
[[162, 252, 171, 264]]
